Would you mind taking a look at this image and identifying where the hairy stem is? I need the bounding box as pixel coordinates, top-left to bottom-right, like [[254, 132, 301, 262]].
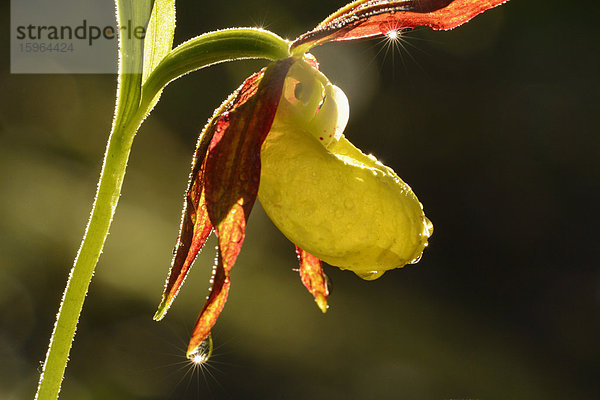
[[34, 113, 142, 400]]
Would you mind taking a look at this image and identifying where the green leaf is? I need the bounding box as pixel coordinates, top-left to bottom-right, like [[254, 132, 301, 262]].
[[142, 0, 175, 86], [113, 0, 153, 130]]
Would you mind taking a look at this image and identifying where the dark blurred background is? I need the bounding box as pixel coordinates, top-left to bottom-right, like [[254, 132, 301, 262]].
[[1, 1, 599, 399]]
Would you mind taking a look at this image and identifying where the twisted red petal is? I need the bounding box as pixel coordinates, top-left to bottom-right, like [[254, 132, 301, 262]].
[[154, 117, 217, 320], [154, 182, 213, 321], [186, 58, 295, 355], [296, 246, 329, 313], [291, 0, 509, 51]]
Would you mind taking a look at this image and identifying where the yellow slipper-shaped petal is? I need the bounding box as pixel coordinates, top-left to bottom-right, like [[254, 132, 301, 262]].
[[258, 58, 433, 280]]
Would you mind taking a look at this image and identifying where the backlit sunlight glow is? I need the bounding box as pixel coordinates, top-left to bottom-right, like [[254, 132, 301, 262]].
[[386, 29, 399, 40], [190, 353, 209, 365]]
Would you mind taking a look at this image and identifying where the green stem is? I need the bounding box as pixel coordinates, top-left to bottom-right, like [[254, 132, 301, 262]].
[[142, 28, 291, 105], [35, 28, 289, 400]]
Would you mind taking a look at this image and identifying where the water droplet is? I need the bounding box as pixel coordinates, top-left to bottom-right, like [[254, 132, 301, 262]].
[[423, 216, 434, 237], [324, 272, 333, 295], [188, 334, 213, 364], [344, 199, 354, 210], [409, 254, 422, 264], [354, 270, 385, 281], [300, 201, 314, 217], [240, 172, 248, 182]]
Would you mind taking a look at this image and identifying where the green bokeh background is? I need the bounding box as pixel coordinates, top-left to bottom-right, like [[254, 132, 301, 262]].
[[1, 1, 599, 399]]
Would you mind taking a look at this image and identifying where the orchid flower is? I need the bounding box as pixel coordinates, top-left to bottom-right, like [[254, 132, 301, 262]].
[[34, 1, 511, 398], [153, 0, 508, 359]]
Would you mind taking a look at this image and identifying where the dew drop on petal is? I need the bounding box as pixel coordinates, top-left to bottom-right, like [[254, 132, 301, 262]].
[[354, 270, 385, 281], [188, 334, 213, 365], [324, 272, 333, 295], [424, 216, 434, 237], [409, 254, 422, 265]]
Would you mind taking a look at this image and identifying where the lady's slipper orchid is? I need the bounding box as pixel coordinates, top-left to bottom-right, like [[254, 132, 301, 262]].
[[153, 0, 509, 359]]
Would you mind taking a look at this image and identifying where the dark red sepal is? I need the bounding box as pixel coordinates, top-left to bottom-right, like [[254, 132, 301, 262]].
[[185, 58, 296, 355], [296, 246, 329, 313], [291, 0, 509, 51]]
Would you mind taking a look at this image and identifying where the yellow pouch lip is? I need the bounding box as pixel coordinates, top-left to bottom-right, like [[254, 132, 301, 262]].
[[258, 58, 432, 279]]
